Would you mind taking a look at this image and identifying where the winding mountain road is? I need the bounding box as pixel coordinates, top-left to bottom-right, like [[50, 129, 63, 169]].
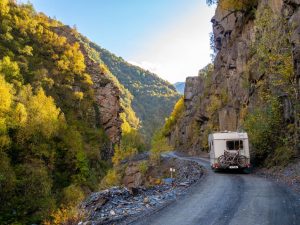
[[131, 153, 300, 225]]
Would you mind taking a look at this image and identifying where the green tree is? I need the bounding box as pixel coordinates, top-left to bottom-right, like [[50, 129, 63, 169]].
[[14, 161, 55, 224], [25, 89, 63, 139], [0, 56, 23, 83], [150, 130, 173, 163], [0, 152, 16, 219], [244, 97, 283, 164], [163, 97, 185, 135]]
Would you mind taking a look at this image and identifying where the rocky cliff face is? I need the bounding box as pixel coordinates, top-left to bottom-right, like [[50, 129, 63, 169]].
[[168, 0, 300, 156], [53, 26, 122, 159]]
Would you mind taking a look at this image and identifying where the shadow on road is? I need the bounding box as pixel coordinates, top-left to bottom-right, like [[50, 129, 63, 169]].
[[213, 168, 252, 175]]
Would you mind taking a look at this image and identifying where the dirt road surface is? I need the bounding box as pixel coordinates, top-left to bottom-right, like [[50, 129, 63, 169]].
[[131, 153, 300, 225]]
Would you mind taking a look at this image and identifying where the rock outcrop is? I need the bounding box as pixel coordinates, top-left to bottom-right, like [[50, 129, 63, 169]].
[[123, 162, 144, 190], [168, 76, 206, 154], [84, 53, 122, 147], [168, 0, 300, 156], [53, 26, 122, 159]]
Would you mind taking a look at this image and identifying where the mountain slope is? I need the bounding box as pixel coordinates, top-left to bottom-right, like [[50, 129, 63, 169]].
[[174, 82, 185, 94], [90, 44, 181, 141], [0, 1, 180, 223], [53, 26, 141, 131], [0, 1, 139, 224]]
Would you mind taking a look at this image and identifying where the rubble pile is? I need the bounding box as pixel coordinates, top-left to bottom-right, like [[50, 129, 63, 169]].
[[79, 158, 204, 225]]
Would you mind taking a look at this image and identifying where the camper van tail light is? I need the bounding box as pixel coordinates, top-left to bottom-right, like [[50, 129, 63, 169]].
[[213, 163, 219, 169], [246, 163, 251, 168]]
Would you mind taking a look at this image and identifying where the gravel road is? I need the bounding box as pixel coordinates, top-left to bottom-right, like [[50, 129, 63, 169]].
[[131, 154, 300, 225]]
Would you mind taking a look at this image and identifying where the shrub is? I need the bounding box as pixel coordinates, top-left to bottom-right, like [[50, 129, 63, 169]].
[[99, 169, 121, 189], [266, 146, 294, 168], [162, 97, 185, 135], [150, 130, 173, 164], [243, 98, 283, 164], [206, 0, 258, 12], [43, 207, 83, 225], [61, 185, 85, 207], [138, 161, 149, 175], [220, 0, 258, 11], [206, 95, 221, 116], [112, 145, 138, 166]]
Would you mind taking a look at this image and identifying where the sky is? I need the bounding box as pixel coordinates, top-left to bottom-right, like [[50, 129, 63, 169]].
[[19, 0, 216, 83]]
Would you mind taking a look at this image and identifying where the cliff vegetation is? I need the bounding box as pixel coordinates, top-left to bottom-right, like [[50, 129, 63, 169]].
[[164, 0, 300, 167]]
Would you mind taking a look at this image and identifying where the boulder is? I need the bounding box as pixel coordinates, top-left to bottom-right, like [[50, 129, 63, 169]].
[[123, 163, 144, 191]]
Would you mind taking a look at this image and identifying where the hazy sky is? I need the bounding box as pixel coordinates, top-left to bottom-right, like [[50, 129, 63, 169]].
[[19, 0, 215, 83]]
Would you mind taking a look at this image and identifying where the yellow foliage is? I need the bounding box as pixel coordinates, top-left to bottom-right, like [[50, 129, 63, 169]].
[[57, 42, 85, 74], [82, 73, 93, 85], [20, 45, 33, 56], [99, 63, 110, 74], [99, 169, 121, 189], [163, 97, 185, 135], [11, 103, 27, 127], [138, 161, 148, 175], [0, 0, 10, 16], [172, 97, 185, 118], [25, 89, 63, 138], [0, 56, 22, 83], [62, 185, 85, 207], [220, 0, 257, 11], [43, 207, 82, 225], [112, 144, 138, 166], [120, 112, 132, 134], [118, 113, 145, 161], [74, 91, 84, 101], [0, 76, 13, 146], [0, 75, 13, 114]]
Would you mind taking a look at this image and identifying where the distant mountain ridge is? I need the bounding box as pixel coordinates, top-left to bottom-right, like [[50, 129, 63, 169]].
[[91, 44, 181, 140], [174, 82, 185, 94]]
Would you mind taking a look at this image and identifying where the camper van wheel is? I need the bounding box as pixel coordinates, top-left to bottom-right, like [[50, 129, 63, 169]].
[[218, 155, 229, 168], [237, 155, 247, 167]]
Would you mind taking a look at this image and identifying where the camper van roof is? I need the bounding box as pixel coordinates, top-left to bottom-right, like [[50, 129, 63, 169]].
[[210, 132, 248, 140]]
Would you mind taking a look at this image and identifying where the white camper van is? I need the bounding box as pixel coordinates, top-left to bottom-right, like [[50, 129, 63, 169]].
[[208, 131, 251, 170]]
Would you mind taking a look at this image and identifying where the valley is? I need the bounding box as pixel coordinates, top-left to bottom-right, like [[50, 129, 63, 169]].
[[1, 0, 300, 224]]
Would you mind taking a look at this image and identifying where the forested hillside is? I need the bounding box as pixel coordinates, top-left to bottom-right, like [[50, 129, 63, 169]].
[[0, 1, 178, 224], [93, 46, 181, 140], [0, 1, 121, 223], [52, 21, 180, 143]]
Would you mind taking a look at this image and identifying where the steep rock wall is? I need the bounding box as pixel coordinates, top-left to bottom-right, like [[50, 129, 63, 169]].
[[169, 0, 300, 156]]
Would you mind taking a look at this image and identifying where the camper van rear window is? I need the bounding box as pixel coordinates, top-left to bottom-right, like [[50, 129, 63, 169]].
[[226, 140, 243, 150]]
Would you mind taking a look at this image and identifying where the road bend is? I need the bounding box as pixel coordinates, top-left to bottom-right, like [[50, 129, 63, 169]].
[[131, 153, 300, 225]]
